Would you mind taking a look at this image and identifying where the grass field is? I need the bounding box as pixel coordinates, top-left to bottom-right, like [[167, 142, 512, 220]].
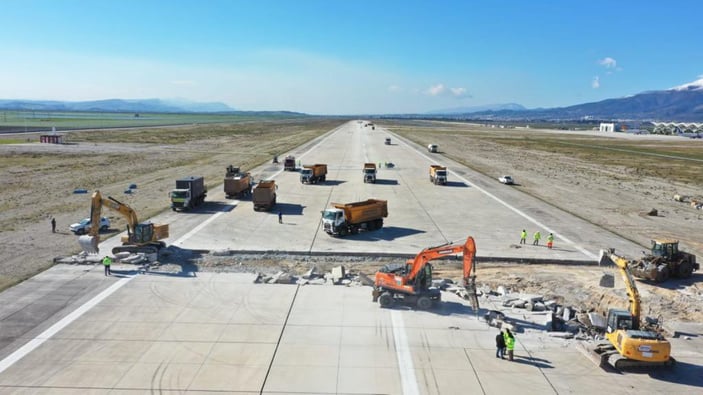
[[0, 110, 305, 132]]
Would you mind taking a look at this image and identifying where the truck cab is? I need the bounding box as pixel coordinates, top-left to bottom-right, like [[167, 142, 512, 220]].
[[364, 167, 377, 183], [385, 137, 391, 145], [322, 208, 345, 234], [300, 168, 314, 183], [170, 188, 193, 210], [434, 168, 447, 184]]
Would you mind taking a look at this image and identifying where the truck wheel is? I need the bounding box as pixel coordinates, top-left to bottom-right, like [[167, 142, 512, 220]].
[[417, 296, 432, 310], [655, 266, 670, 282], [379, 292, 393, 307], [676, 261, 693, 278]]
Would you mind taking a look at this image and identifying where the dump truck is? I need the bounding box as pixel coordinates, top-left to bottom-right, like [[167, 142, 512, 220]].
[[429, 165, 447, 185], [363, 163, 377, 183], [224, 165, 253, 198], [284, 155, 296, 171], [253, 180, 277, 211], [321, 199, 387, 236], [385, 137, 391, 145], [300, 164, 327, 184], [427, 144, 438, 153], [170, 176, 206, 211]]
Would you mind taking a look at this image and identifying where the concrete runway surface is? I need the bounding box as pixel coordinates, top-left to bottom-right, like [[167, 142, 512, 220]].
[[0, 121, 701, 394]]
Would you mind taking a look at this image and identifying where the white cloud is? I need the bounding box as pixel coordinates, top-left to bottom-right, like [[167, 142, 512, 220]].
[[425, 84, 468, 98], [450, 87, 467, 97], [426, 83, 445, 96], [599, 57, 617, 69], [592, 76, 600, 89]]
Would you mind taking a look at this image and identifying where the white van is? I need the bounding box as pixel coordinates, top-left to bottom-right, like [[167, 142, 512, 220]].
[[427, 144, 438, 153]]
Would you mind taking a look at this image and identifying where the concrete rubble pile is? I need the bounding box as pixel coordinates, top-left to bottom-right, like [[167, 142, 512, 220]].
[[478, 283, 613, 341], [254, 265, 375, 287]]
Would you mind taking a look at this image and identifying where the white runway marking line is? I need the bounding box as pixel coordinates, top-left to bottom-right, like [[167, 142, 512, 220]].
[[396, 136, 598, 260], [391, 310, 420, 395], [0, 276, 133, 374], [173, 201, 238, 245]]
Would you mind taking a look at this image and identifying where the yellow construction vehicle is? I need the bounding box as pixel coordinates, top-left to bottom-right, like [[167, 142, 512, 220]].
[[587, 249, 674, 369], [78, 191, 169, 255]]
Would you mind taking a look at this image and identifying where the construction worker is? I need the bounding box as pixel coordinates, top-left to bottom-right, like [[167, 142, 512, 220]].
[[547, 233, 554, 249], [495, 329, 506, 359], [533, 231, 541, 246], [278, 210, 283, 224], [51, 217, 56, 233], [503, 328, 515, 361], [102, 256, 112, 276], [519, 229, 527, 244]]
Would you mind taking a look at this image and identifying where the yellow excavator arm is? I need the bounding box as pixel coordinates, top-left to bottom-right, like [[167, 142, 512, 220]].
[[600, 250, 641, 324], [80, 190, 166, 255]]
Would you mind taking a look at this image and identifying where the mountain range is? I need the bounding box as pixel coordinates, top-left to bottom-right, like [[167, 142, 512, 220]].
[[432, 78, 703, 122], [0, 98, 235, 113]]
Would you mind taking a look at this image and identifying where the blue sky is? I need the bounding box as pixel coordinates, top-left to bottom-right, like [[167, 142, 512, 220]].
[[1, 0, 702, 114]]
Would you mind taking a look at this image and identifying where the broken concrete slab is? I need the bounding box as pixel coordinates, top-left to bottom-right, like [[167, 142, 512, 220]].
[[356, 272, 374, 286], [511, 300, 527, 309], [588, 312, 606, 329], [548, 332, 575, 339], [331, 266, 346, 282], [497, 285, 507, 296], [302, 266, 317, 280]]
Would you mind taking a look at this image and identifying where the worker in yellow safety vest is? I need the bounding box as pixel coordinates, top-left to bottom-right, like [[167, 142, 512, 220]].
[[102, 256, 112, 276], [503, 328, 515, 361], [547, 233, 554, 249]]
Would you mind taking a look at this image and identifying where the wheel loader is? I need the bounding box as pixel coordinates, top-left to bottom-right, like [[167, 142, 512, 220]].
[[628, 239, 698, 282]]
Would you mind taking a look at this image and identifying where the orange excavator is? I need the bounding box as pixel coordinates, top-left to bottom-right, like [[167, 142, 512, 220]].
[[372, 237, 478, 310]]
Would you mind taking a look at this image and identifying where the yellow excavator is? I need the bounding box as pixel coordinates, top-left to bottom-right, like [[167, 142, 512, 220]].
[[78, 191, 169, 255], [588, 249, 674, 369]]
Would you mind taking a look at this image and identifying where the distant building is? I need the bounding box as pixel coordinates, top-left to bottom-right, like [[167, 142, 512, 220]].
[[652, 122, 703, 135], [599, 123, 615, 132]]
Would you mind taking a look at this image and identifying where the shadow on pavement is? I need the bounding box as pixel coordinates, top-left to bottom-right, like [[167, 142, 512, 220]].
[[318, 180, 346, 186], [351, 226, 425, 241], [373, 179, 399, 186], [272, 203, 305, 216], [647, 361, 703, 387], [511, 355, 554, 369], [444, 181, 469, 188], [179, 201, 235, 214]]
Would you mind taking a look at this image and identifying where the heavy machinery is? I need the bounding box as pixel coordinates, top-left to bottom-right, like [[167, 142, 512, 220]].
[[224, 166, 253, 198], [321, 199, 387, 236], [300, 164, 327, 184], [253, 180, 277, 211], [78, 191, 169, 255], [429, 165, 447, 185], [170, 176, 206, 211], [585, 249, 674, 369], [372, 237, 479, 310], [363, 163, 377, 183], [628, 239, 698, 282]]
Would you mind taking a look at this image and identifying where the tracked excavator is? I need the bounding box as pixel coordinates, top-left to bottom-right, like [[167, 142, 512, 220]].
[[78, 191, 169, 255], [585, 249, 674, 369], [372, 236, 479, 310]]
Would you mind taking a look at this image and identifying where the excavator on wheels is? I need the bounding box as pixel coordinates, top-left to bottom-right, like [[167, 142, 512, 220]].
[[372, 236, 479, 310], [585, 249, 674, 370], [78, 191, 169, 256]]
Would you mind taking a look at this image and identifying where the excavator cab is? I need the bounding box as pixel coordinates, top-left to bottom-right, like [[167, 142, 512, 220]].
[[606, 309, 635, 332]]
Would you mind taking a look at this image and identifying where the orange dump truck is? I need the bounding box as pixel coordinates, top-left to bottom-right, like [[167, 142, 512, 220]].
[[429, 165, 447, 185], [300, 164, 327, 184], [253, 180, 277, 211], [321, 199, 388, 236], [224, 166, 253, 198]]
